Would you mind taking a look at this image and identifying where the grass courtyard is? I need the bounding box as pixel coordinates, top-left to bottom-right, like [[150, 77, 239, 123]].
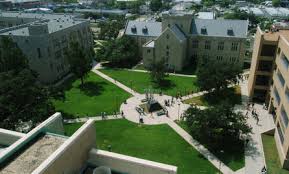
[[52, 72, 131, 118], [262, 134, 289, 174], [100, 68, 199, 96], [176, 121, 244, 171], [183, 86, 242, 106], [64, 119, 219, 174]]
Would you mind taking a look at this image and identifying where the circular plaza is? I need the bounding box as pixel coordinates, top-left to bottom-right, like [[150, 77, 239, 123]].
[[120, 93, 190, 125]]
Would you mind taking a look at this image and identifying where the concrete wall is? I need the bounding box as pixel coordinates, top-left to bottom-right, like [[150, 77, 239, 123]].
[[33, 119, 96, 174], [88, 149, 178, 174], [0, 129, 25, 146], [0, 112, 63, 164]]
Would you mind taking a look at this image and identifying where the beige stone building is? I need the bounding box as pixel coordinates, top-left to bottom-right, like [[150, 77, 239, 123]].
[[125, 13, 248, 71], [248, 26, 289, 169]]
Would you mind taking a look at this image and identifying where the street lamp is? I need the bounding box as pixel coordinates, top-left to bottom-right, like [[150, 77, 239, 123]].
[[178, 102, 181, 120]]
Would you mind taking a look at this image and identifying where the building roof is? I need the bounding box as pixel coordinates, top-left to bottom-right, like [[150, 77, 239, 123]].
[[0, 12, 85, 36], [1, 134, 65, 174], [125, 21, 162, 37], [196, 12, 215, 19], [191, 19, 248, 38], [170, 24, 186, 41]]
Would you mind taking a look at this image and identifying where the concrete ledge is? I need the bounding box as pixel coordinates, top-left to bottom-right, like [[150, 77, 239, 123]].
[[33, 119, 96, 174], [0, 112, 63, 164], [88, 149, 178, 174], [0, 128, 25, 146]]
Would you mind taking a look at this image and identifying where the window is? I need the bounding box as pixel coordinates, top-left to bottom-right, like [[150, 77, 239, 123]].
[[286, 87, 289, 103], [277, 70, 285, 87], [166, 51, 169, 56], [166, 45, 169, 49], [217, 42, 224, 50], [277, 124, 285, 144], [216, 56, 223, 61], [37, 48, 41, 58], [166, 34, 169, 39], [205, 41, 211, 50], [281, 54, 289, 70], [273, 87, 281, 105], [192, 40, 198, 48], [260, 44, 276, 56], [147, 49, 151, 53], [230, 57, 237, 62], [55, 50, 61, 59], [281, 107, 289, 128], [231, 42, 238, 51]]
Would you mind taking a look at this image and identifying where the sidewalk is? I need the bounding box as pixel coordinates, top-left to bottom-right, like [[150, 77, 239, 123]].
[[91, 67, 140, 96], [166, 119, 235, 174], [64, 115, 122, 123], [237, 80, 275, 174]]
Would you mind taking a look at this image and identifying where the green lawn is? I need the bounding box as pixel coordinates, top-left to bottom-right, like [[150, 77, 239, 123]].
[[53, 72, 131, 118], [176, 120, 245, 171], [100, 68, 199, 96], [183, 86, 242, 106], [64, 119, 219, 174], [262, 134, 289, 174]]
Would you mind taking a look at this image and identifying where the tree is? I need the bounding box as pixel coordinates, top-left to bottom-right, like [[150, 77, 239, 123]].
[[272, 0, 281, 7], [149, 59, 168, 85], [0, 37, 54, 131], [150, 0, 162, 11], [65, 41, 93, 86], [196, 62, 242, 92], [184, 102, 251, 148], [96, 36, 139, 68]]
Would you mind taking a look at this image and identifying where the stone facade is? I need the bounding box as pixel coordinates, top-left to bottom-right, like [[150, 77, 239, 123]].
[[0, 12, 93, 84], [125, 13, 248, 71]]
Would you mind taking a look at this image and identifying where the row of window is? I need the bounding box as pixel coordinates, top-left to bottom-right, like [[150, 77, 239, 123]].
[[192, 40, 239, 51], [196, 54, 239, 62]]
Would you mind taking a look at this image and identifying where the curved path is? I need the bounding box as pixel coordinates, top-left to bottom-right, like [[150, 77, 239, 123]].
[[120, 94, 190, 125]]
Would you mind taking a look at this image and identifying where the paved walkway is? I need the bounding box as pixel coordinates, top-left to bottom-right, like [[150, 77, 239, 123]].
[[64, 115, 122, 123], [236, 80, 275, 174], [92, 66, 140, 96], [166, 119, 235, 174], [125, 68, 197, 78]]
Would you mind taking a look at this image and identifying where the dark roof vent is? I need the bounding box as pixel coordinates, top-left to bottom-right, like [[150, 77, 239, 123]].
[[201, 26, 207, 35], [227, 28, 234, 36], [142, 26, 148, 33], [131, 25, 137, 33]]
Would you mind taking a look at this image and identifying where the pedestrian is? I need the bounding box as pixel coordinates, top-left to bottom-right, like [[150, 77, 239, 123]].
[[245, 138, 249, 146], [121, 111, 124, 118], [256, 114, 260, 125], [104, 112, 107, 119], [101, 112, 104, 120]]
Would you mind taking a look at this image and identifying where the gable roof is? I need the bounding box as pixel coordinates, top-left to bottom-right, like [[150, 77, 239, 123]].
[[170, 24, 187, 41], [191, 19, 248, 38], [125, 21, 162, 37]]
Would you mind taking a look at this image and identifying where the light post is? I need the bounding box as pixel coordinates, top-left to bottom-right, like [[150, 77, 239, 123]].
[[130, 80, 133, 92], [178, 102, 181, 121]]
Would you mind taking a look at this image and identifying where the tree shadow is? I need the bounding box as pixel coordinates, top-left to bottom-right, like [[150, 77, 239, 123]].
[[79, 81, 106, 96], [153, 79, 176, 90]]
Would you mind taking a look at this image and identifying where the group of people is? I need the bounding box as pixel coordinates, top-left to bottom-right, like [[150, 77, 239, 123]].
[[246, 103, 260, 125]]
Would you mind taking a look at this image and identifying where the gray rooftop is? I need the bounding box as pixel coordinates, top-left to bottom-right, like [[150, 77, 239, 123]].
[[170, 24, 186, 41], [125, 21, 162, 37], [191, 19, 248, 38], [0, 12, 85, 36]]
